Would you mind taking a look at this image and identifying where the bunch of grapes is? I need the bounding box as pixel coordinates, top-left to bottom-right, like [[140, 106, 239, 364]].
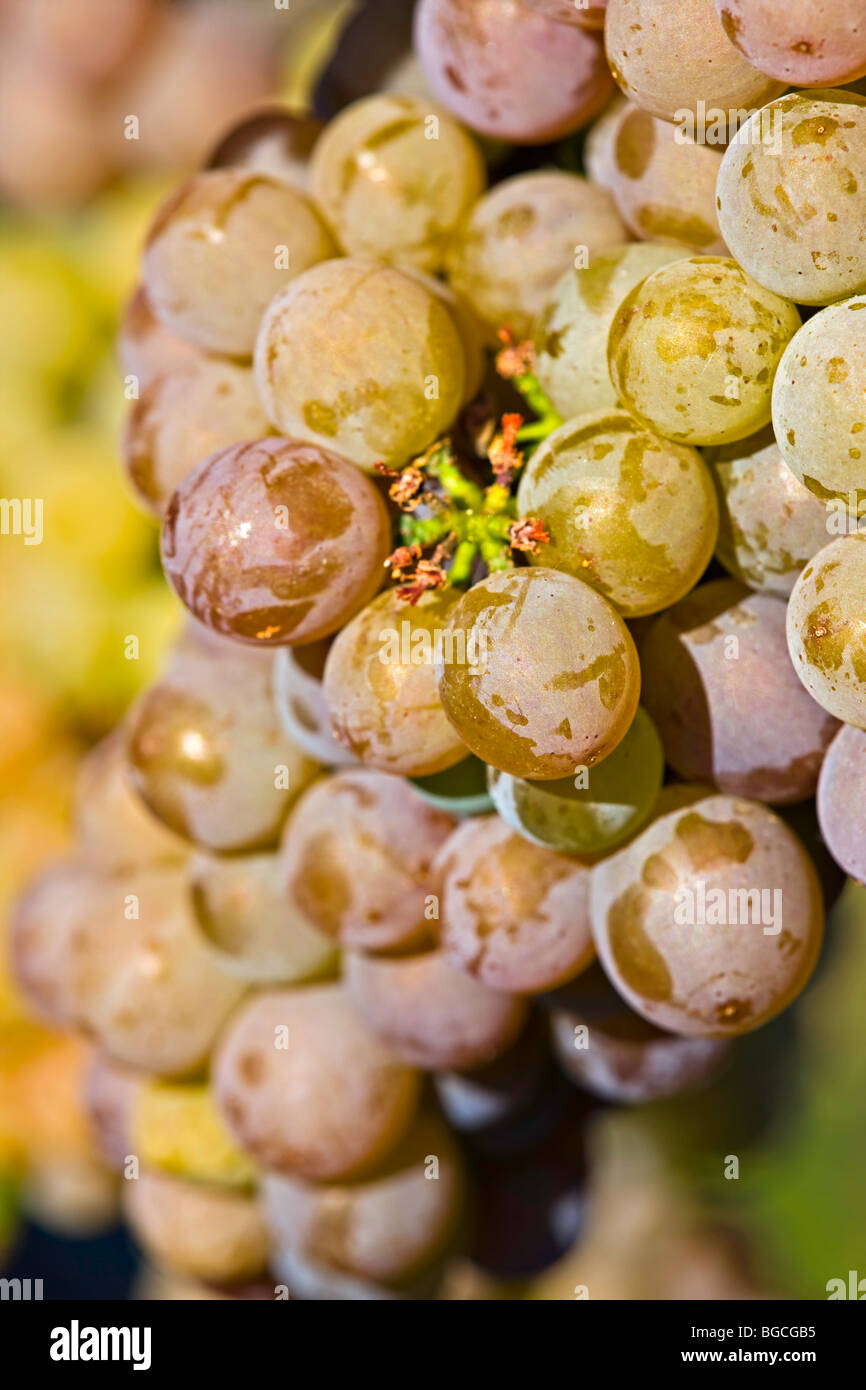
[[11, 0, 866, 1300]]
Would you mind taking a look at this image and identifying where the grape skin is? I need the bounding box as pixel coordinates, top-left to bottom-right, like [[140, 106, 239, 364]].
[[550, 1006, 731, 1104], [75, 731, 189, 873], [117, 286, 203, 393], [817, 723, 866, 883], [272, 641, 358, 768], [786, 534, 866, 727], [714, 0, 866, 88], [206, 107, 324, 191], [521, 0, 607, 27], [124, 1171, 270, 1286]]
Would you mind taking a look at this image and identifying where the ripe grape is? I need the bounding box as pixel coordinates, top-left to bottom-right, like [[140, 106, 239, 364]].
[[131, 1079, 258, 1189], [206, 107, 324, 189], [817, 723, 866, 883], [605, 0, 784, 129], [212, 985, 421, 1180], [409, 756, 494, 818], [413, 0, 614, 144], [344, 948, 528, 1070], [486, 706, 664, 856], [521, 0, 606, 27], [705, 428, 832, 595], [322, 588, 469, 778], [436, 568, 641, 781], [399, 268, 486, 404], [589, 794, 824, 1036], [143, 169, 336, 356], [309, 93, 485, 272], [254, 258, 465, 470], [75, 731, 188, 873], [516, 410, 719, 617], [272, 641, 358, 767], [641, 579, 839, 802], [161, 438, 392, 647], [123, 1171, 270, 1286], [83, 1052, 143, 1171], [123, 358, 271, 517], [117, 286, 202, 392], [786, 534, 866, 726], [280, 769, 455, 953], [608, 256, 801, 446], [772, 296, 866, 517], [533, 244, 685, 420], [10, 861, 101, 1026], [716, 91, 866, 306], [436, 815, 594, 993], [713, 1, 866, 87], [445, 172, 627, 342], [433, 1017, 552, 1136]]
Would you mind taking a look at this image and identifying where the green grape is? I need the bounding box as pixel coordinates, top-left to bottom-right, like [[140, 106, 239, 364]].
[[75, 731, 189, 873], [123, 1171, 270, 1287], [713, 0, 866, 87], [550, 1005, 731, 1103], [143, 169, 337, 356], [213, 985, 421, 1180], [817, 724, 866, 883], [322, 588, 469, 778], [253, 258, 465, 471], [486, 705, 664, 856], [399, 266, 487, 404], [716, 90, 866, 306], [787, 534, 866, 726], [344, 948, 528, 1071], [642, 579, 839, 802], [280, 768, 456, 953], [189, 850, 338, 984], [409, 756, 493, 817], [436, 814, 594, 993], [772, 296, 866, 517], [309, 93, 485, 272], [534, 244, 685, 420], [436, 567, 641, 780], [445, 171, 627, 342], [516, 410, 718, 616], [705, 428, 832, 595], [589, 794, 824, 1036], [272, 641, 358, 767], [608, 256, 801, 446], [605, 0, 784, 129], [118, 286, 203, 392]]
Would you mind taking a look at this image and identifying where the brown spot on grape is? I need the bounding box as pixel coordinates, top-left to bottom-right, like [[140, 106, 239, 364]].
[[675, 812, 754, 871], [607, 884, 673, 1003]]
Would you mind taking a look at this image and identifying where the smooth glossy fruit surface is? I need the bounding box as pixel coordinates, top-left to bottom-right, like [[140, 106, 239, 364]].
[[786, 535, 866, 726]]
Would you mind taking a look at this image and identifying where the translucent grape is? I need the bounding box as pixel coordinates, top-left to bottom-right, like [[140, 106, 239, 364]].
[[206, 107, 324, 190], [117, 286, 202, 392], [280, 768, 456, 953], [143, 169, 336, 356], [817, 723, 866, 883], [589, 794, 824, 1036], [436, 568, 641, 780], [254, 258, 465, 470], [705, 428, 832, 595], [642, 579, 839, 802], [123, 1171, 270, 1286], [123, 357, 271, 517], [772, 297, 866, 517], [75, 731, 188, 873], [161, 438, 392, 647], [436, 815, 594, 993], [413, 0, 614, 143], [716, 91, 866, 306], [391, 266, 486, 404], [533, 244, 685, 420], [608, 256, 801, 446], [786, 534, 866, 726], [213, 985, 421, 1180], [131, 1080, 258, 1189], [322, 588, 469, 778], [409, 756, 494, 818], [550, 1005, 731, 1103], [445, 172, 628, 342], [486, 705, 664, 855], [272, 641, 358, 767], [713, 0, 866, 87], [516, 410, 718, 616], [310, 93, 485, 272]]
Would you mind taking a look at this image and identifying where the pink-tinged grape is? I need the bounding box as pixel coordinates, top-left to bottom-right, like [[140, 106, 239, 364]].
[[262, 1108, 465, 1287], [143, 170, 337, 357], [254, 258, 465, 470], [705, 428, 832, 596], [436, 815, 594, 993], [75, 731, 189, 873], [310, 94, 485, 272], [786, 534, 866, 726], [123, 358, 272, 517], [280, 769, 455, 953], [213, 985, 421, 1180], [161, 438, 392, 647], [533, 244, 685, 420], [516, 410, 718, 617], [586, 98, 727, 254], [521, 0, 607, 27], [123, 1171, 270, 1286], [436, 568, 641, 781], [272, 641, 358, 767], [817, 724, 866, 882], [127, 625, 320, 853], [605, 0, 784, 129], [714, 0, 866, 87], [10, 861, 101, 1026], [323, 588, 469, 778], [117, 286, 203, 393], [83, 1052, 144, 1171], [445, 172, 628, 342], [206, 107, 324, 190], [189, 850, 338, 985], [486, 706, 663, 856], [608, 256, 801, 446], [8, 0, 155, 84], [550, 1005, 731, 1103], [716, 91, 866, 307], [0, 45, 107, 209], [589, 794, 824, 1036], [772, 297, 866, 517], [642, 580, 839, 802], [345, 948, 528, 1071], [413, 0, 614, 144]]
